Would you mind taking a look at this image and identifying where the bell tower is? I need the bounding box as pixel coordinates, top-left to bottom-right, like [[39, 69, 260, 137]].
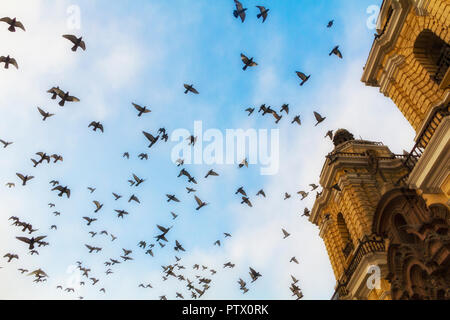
[[359, 0, 450, 300], [361, 0, 450, 209], [310, 129, 409, 300]]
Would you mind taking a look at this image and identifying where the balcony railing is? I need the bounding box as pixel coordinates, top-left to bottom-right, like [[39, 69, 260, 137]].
[[342, 242, 355, 258], [396, 103, 450, 185], [331, 235, 385, 300], [434, 45, 450, 84]]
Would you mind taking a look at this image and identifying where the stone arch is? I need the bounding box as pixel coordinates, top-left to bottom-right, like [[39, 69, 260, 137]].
[[413, 29, 449, 85], [337, 213, 353, 257], [385, 11, 449, 131], [373, 188, 450, 300]]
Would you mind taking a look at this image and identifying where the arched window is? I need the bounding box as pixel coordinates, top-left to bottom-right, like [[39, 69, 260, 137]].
[[413, 30, 450, 85], [337, 213, 353, 257]]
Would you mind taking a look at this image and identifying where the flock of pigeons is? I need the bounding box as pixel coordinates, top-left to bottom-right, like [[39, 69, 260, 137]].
[[1, 1, 344, 300]]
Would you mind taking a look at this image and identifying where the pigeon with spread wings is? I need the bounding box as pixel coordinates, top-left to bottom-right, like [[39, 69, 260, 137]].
[[93, 201, 103, 213], [249, 267, 262, 282], [52, 185, 70, 198], [16, 236, 47, 250], [132, 174, 145, 187], [56, 90, 80, 107], [16, 173, 34, 186], [89, 121, 104, 133], [143, 131, 159, 148], [83, 217, 97, 226], [37, 107, 54, 121], [174, 240, 185, 252], [256, 6, 269, 22], [0, 139, 13, 148], [241, 53, 258, 71], [62, 35, 86, 52], [0, 55, 18, 69], [0, 17, 25, 32], [166, 194, 180, 203], [296, 71, 310, 86], [184, 84, 199, 94], [132, 103, 151, 117], [329, 45, 343, 59], [245, 108, 254, 116], [47, 87, 62, 100], [195, 196, 208, 211], [292, 115, 301, 126], [233, 0, 247, 22], [314, 111, 326, 126], [205, 169, 219, 179], [3, 253, 19, 263]]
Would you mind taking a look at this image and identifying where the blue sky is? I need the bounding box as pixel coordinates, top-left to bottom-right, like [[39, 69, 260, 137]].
[[0, 0, 416, 300]]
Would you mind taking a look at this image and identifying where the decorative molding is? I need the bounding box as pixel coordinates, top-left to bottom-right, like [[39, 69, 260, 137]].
[[413, 0, 431, 16], [379, 54, 406, 96], [319, 216, 334, 239], [362, 0, 412, 87], [310, 142, 405, 225]]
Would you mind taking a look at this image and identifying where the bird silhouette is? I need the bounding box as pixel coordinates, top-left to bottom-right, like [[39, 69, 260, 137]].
[[62, 34, 86, 52], [52, 185, 70, 198], [256, 6, 270, 22], [0, 55, 19, 69], [89, 121, 104, 133], [314, 112, 326, 126], [56, 90, 80, 107], [233, 0, 247, 22], [143, 131, 159, 148], [296, 71, 310, 86], [184, 84, 199, 94], [132, 103, 151, 117], [329, 45, 343, 59], [16, 173, 34, 186], [0, 139, 13, 148], [194, 196, 208, 211], [241, 53, 258, 71], [0, 17, 25, 32]]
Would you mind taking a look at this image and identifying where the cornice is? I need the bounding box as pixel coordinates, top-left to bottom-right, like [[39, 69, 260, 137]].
[[310, 151, 405, 226], [379, 54, 406, 96], [362, 0, 412, 87]]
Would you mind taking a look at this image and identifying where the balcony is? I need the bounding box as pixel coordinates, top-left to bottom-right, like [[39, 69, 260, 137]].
[[396, 103, 450, 185], [434, 45, 450, 85], [342, 242, 355, 258], [331, 235, 385, 300]]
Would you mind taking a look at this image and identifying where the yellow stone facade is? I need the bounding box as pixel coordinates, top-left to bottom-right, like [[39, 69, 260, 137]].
[[311, 132, 408, 300], [362, 0, 449, 209], [312, 0, 450, 300], [363, 0, 449, 131]]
